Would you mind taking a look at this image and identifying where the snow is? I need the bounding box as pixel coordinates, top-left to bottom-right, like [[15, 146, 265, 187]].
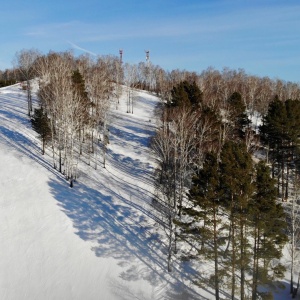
[[0, 84, 201, 300], [0, 83, 296, 299]]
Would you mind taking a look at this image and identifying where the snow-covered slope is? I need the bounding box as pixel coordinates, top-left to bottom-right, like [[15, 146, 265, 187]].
[[0, 83, 294, 300], [0, 84, 202, 300]]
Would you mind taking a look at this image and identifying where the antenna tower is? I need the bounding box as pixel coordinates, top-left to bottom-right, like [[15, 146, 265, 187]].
[[119, 49, 123, 64], [145, 50, 150, 66]]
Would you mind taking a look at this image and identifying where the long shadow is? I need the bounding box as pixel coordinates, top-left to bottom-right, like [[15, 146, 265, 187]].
[[124, 125, 154, 139], [0, 126, 61, 179], [108, 122, 156, 189], [113, 114, 157, 133], [271, 280, 290, 300], [106, 148, 155, 188], [48, 176, 208, 299], [0, 109, 31, 127], [83, 169, 167, 229], [110, 124, 151, 148], [0, 87, 212, 299]]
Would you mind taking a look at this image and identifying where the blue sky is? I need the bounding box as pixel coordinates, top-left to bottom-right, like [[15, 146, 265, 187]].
[[1, 0, 300, 82]]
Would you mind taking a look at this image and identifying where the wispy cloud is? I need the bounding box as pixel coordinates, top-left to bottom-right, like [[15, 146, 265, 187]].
[[67, 41, 97, 56]]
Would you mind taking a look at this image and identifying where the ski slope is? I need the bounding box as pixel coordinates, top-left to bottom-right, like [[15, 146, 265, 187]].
[[0, 83, 294, 300], [0, 83, 203, 300]]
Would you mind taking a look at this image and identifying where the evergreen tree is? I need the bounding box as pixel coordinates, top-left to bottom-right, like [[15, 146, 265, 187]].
[[186, 81, 203, 108], [31, 107, 51, 155], [169, 81, 189, 108], [184, 153, 224, 300], [250, 161, 288, 299], [219, 141, 254, 300], [284, 99, 300, 198], [260, 97, 287, 197], [260, 98, 300, 199], [169, 80, 202, 109], [227, 91, 250, 140], [72, 69, 88, 100]]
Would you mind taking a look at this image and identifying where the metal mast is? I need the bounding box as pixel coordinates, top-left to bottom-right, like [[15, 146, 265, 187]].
[[145, 50, 151, 90], [119, 49, 123, 64], [145, 50, 150, 66]]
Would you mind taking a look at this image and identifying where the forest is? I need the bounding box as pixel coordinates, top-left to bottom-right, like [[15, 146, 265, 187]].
[[3, 48, 300, 299]]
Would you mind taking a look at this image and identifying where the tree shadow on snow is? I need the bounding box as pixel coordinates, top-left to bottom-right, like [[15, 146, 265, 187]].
[[48, 176, 210, 300], [110, 124, 151, 149], [0, 125, 58, 177]]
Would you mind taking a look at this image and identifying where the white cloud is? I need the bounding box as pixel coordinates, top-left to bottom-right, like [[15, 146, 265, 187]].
[[67, 41, 97, 56]]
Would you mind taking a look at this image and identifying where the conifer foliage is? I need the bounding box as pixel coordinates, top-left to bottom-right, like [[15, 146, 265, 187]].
[[260, 98, 300, 200], [153, 78, 289, 299], [169, 80, 202, 108], [219, 141, 254, 300], [179, 142, 287, 300], [183, 152, 224, 300], [250, 161, 287, 299], [31, 107, 51, 155]]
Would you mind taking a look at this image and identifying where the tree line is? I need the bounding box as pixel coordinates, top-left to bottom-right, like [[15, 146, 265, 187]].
[[152, 79, 300, 299], [9, 49, 300, 117]]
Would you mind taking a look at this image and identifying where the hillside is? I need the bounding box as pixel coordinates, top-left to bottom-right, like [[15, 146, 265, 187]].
[[0, 83, 295, 300], [0, 83, 200, 300]]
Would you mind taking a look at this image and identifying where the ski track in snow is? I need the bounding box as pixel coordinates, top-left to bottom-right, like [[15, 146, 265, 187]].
[[0, 84, 208, 300]]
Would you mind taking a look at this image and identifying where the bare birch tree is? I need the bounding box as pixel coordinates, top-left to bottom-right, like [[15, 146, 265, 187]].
[[124, 63, 138, 114], [152, 109, 176, 271], [85, 57, 112, 169], [13, 49, 41, 115]]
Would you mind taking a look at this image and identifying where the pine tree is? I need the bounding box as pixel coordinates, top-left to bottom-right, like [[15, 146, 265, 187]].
[[260, 98, 300, 200], [219, 141, 254, 300], [227, 91, 250, 140], [31, 107, 52, 155], [260, 97, 287, 189], [169, 80, 202, 109], [186, 81, 203, 108], [250, 161, 287, 299], [185, 152, 224, 300], [169, 81, 189, 108]]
